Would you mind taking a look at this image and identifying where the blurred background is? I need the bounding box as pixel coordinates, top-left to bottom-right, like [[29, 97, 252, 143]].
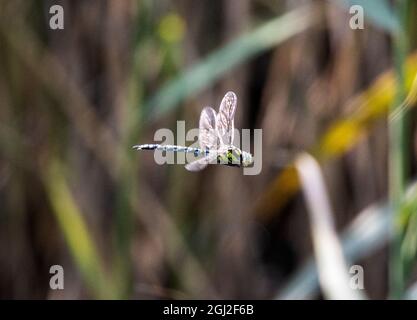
[[1, 0, 417, 299]]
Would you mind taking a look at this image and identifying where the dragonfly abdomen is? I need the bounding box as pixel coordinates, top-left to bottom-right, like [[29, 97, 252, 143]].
[[133, 144, 204, 156]]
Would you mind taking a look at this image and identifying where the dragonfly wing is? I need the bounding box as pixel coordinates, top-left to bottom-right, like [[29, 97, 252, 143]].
[[185, 153, 217, 172], [216, 91, 237, 145], [199, 107, 219, 150]]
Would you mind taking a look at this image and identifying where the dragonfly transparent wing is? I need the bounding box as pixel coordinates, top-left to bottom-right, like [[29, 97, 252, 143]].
[[199, 107, 219, 150], [185, 153, 217, 172], [216, 91, 237, 145]]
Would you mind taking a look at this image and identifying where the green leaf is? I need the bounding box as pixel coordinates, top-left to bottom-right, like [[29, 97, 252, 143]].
[[143, 5, 318, 120]]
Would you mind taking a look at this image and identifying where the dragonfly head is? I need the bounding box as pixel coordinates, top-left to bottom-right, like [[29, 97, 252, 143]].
[[240, 151, 254, 167]]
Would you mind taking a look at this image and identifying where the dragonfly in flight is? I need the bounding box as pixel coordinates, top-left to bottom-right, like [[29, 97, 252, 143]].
[[133, 91, 253, 171]]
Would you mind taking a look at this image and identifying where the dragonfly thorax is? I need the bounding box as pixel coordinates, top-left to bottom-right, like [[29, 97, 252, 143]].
[[217, 147, 253, 168]]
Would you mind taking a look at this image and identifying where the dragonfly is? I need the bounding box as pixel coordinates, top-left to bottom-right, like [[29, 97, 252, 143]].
[[133, 91, 253, 171]]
